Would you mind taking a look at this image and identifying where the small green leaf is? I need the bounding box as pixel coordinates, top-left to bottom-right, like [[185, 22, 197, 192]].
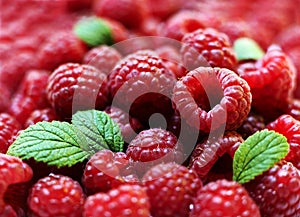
[[72, 110, 124, 152], [233, 37, 265, 61], [233, 129, 289, 184], [7, 121, 92, 168], [74, 16, 114, 47]]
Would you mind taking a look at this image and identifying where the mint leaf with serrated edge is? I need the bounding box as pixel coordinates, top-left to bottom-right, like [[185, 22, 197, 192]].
[[7, 121, 92, 168], [233, 129, 289, 184], [72, 110, 124, 152], [234, 37, 265, 61]]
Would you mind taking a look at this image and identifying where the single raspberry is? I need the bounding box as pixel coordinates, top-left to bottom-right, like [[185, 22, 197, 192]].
[[173, 67, 252, 132], [0, 113, 21, 153], [93, 0, 149, 29], [217, 20, 252, 43], [83, 184, 150, 217], [83, 45, 122, 75], [267, 115, 300, 169], [189, 131, 243, 182], [245, 161, 300, 217], [126, 128, 184, 176], [37, 31, 87, 71], [190, 179, 260, 217], [274, 25, 300, 52], [23, 108, 59, 129], [0, 154, 33, 216], [142, 162, 202, 217], [237, 112, 266, 139], [27, 173, 85, 217], [104, 106, 144, 144], [286, 99, 300, 121], [145, 0, 183, 20], [82, 149, 138, 195], [46, 63, 110, 119], [180, 28, 238, 71], [108, 50, 177, 125], [237, 45, 296, 121]]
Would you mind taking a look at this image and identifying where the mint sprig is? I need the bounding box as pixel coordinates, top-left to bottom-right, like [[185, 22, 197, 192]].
[[233, 37, 265, 61], [233, 129, 289, 184], [7, 110, 124, 168]]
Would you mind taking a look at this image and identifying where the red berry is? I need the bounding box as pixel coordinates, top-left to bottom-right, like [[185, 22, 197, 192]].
[[46, 63, 110, 119], [83, 45, 122, 75], [0, 154, 33, 216], [237, 45, 297, 121], [181, 28, 238, 71], [145, 0, 183, 20], [267, 115, 300, 169], [286, 99, 300, 121], [217, 20, 252, 43], [100, 17, 129, 43], [245, 161, 300, 217], [237, 112, 266, 139], [190, 179, 260, 217], [23, 108, 59, 129], [27, 173, 85, 217], [142, 162, 202, 217], [0, 113, 21, 153], [173, 67, 252, 132], [0, 84, 11, 112], [83, 184, 150, 217]]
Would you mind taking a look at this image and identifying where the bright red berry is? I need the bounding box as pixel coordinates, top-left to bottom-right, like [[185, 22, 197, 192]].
[[286, 99, 300, 121], [142, 162, 202, 217], [27, 173, 85, 217], [245, 161, 300, 217], [267, 115, 300, 169], [145, 0, 183, 20], [46, 63, 110, 119], [83, 184, 150, 217], [181, 28, 238, 71], [23, 108, 59, 129], [173, 67, 252, 132], [190, 179, 261, 217], [0, 113, 21, 153]]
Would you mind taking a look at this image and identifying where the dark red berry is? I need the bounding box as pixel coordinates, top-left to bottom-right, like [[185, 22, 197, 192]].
[[23, 108, 59, 129], [237, 112, 266, 139], [286, 99, 300, 121]]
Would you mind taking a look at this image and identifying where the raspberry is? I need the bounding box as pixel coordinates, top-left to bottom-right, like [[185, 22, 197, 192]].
[[82, 149, 138, 195], [0, 84, 10, 112], [237, 45, 297, 121], [126, 128, 184, 176], [27, 173, 85, 217], [173, 67, 252, 132], [24, 108, 59, 129], [83, 45, 122, 75], [245, 161, 300, 217], [0, 113, 21, 153], [104, 106, 144, 144], [180, 28, 238, 71], [274, 25, 300, 52], [142, 162, 202, 217], [217, 20, 252, 43], [190, 179, 260, 217], [100, 17, 129, 43], [237, 112, 266, 139], [46, 63, 110, 119], [267, 115, 300, 169], [83, 184, 150, 217], [0, 154, 33, 216], [189, 131, 243, 182], [286, 99, 300, 121], [145, 0, 183, 20], [37, 31, 87, 71]]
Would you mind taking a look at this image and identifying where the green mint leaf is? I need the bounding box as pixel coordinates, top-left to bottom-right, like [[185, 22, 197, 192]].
[[233, 129, 289, 184], [72, 110, 124, 152], [7, 121, 92, 168], [233, 37, 265, 61], [74, 16, 114, 47]]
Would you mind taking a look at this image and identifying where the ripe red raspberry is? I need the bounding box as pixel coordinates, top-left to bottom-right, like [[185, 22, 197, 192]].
[[46, 63, 110, 119], [126, 128, 184, 176], [27, 173, 85, 217], [0, 84, 10, 112], [142, 162, 202, 217], [83, 45, 122, 75], [0, 113, 21, 153], [237, 112, 266, 139], [173, 67, 252, 132], [189, 131, 243, 181], [274, 25, 300, 52], [82, 149, 138, 195], [24, 108, 59, 129], [267, 115, 300, 169], [190, 179, 260, 217], [245, 161, 300, 217], [217, 20, 252, 43], [145, 0, 183, 20], [37, 31, 87, 71], [93, 0, 149, 29], [100, 17, 129, 43], [237, 45, 296, 121], [286, 99, 300, 121], [181, 28, 238, 71], [286, 48, 300, 98], [83, 184, 150, 217], [0, 154, 33, 216]]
